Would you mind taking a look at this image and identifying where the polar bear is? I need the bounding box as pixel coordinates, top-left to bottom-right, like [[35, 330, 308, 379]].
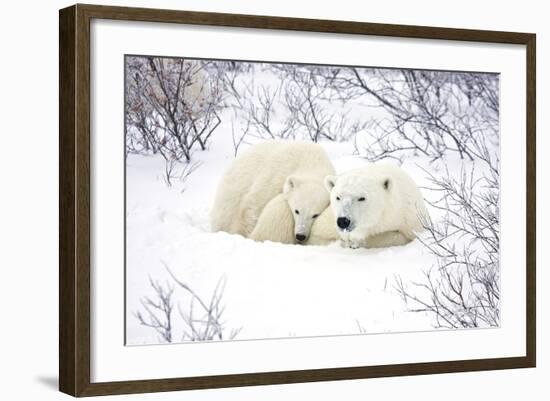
[[320, 163, 429, 249], [210, 141, 335, 243], [306, 206, 412, 248]]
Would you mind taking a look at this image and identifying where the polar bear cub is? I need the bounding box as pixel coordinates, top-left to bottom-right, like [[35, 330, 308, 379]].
[[323, 163, 429, 249], [249, 178, 328, 244], [210, 141, 335, 243]]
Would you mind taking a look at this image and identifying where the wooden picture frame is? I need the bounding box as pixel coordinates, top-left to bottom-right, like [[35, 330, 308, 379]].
[[59, 3, 536, 397]]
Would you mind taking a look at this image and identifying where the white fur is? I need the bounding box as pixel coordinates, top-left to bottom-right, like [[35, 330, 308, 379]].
[[305, 207, 337, 246], [210, 141, 335, 242], [249, 194, 295, 243], [320, 163, 429, 248], [307, 207, 413, 248]]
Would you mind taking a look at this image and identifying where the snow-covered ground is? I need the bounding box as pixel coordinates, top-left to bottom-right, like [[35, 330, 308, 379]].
[[125, 135, 456, 345]]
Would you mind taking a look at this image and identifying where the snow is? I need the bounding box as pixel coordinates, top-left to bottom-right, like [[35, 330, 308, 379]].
[[125, 137, 442, 345], [124, 64, 498, 345]]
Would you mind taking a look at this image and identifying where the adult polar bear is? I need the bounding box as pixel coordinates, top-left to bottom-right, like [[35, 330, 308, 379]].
[[210, 141, 335, 243], [307, 163, 429, 248]]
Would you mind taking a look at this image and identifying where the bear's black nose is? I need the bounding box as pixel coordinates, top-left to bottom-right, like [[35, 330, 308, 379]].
[[337, 217, 351, 229], [295, 233, 306, 242]]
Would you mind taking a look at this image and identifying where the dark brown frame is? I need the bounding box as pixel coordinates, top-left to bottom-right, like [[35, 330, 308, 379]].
[[59, 3, 536, 397]]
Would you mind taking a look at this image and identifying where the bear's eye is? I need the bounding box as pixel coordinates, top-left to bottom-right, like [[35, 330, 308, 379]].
[[336, 196, 341, 201], [294, 210, 300, 215], [312, 214, 319, 219], [358, 197, 366, 202]]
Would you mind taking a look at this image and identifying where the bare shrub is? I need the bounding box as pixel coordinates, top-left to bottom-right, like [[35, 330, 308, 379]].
[[230, 120, 251, 157], [161, 159, 202, 189], [312, 67, 499, 160], [125, 56, 223, 162], [221, 63, 369, 143], [134, 277, 174, 343], [166, 268, 242, 341], [275, 65, 369, 142], [135, 266, 242, 343], [395, 162, 500, 329], [221, 65, 297, 141]]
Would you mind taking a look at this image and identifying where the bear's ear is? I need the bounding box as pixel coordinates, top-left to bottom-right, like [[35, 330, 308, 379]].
[[324, 175, 337, 192], [383, 178, 391, 191], [283, 176, 299, 193]]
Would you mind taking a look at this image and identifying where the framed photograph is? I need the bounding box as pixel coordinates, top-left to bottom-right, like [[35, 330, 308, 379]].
[[59, 4, 536, 397]]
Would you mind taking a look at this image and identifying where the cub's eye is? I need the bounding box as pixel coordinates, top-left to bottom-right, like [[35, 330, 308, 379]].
[[312, 214, 319, 219], [336, 197, 341, 201], [358, 197, 366, 202], [294, 210, 300, 215]]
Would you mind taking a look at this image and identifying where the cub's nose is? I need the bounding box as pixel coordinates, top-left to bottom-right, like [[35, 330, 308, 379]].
[[337, 217, 351, 229], [295, 233, 306, 242]]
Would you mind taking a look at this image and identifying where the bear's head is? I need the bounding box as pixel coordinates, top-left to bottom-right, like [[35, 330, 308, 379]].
[[324, 171, 391, 236], [283, 175, 330, 243]]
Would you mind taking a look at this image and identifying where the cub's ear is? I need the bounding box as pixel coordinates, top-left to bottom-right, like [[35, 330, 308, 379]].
[[283, 176, 299, 193], [324, 175, 337, 192], [383, 178, 391, 190]]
